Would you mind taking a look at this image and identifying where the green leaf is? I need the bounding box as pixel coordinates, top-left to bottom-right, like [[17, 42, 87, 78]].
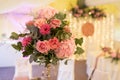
[[10, 32, 19, 40], [75, 37, 83, 46], [75, 47, 84, 54], [11, 42, 22, 51], [55, 12, 66, 20], [25, 45, 34, 53], [60, 21, 69, 27], [22, 51, 30, 57], [64, 59, 69, 65], [19, 33, 28, 37], [27, 26, 40, 39]]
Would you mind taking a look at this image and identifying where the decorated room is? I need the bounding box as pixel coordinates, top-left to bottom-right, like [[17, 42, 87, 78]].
[[0, 0, 120, 80]]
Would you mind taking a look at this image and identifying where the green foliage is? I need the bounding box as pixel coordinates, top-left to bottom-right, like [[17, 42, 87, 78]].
[[10, 32, 28, 40], [60, 20, 69, 28], [29, 50, 59, 66], [75, 47, 84, 54], [75, 37, 83, 46], [55, 30, 71, 41], [55, 12, 66, 20], [12, 42, 22, 51], [23, 44, 34, 56], [75, 37, 84, 54], [10, 32, 19, 40], [64, 59, 69, 65], [27, 26, 40, 39], [19, 33, 28, 37]]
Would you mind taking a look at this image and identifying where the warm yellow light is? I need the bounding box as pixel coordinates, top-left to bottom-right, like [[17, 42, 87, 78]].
[[49, 0, 77, 11]]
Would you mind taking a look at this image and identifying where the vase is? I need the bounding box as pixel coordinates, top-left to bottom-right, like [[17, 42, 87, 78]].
[[40, 64, 50, 80]]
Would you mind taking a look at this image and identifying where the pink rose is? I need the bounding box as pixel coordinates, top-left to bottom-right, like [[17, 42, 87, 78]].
[[40, 24, 51, 35], [34, 18, 46, 28], [38, 7, 57, 19], [49, 37, 60, 50], [50, 19, 61, 29], [22, 37, 32, 47], [36, 40, 50, 54], [55, 38, 76, 58]]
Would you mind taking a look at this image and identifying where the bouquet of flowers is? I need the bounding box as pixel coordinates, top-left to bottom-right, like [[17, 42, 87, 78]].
[[10, 7, 84, 66]]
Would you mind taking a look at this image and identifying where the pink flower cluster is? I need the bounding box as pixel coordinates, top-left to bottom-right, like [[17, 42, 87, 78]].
[[50, 19, 61, 29], [55, 38, 76, 58], [36, 40, 50, 54], [36, 37, 60, 54], [102, 47, 120, 59], [23, 7, 77, 59], [26, 7, 61, 35], [36, 37, 76, 58]]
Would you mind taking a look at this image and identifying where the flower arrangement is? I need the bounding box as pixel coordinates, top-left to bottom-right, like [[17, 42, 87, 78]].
[[10, 7, 84, 66], [102, 47, 120, 63], [71, 0, 106, 19]]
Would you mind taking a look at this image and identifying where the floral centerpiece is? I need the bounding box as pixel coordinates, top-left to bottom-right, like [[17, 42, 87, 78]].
[[10, 7, 84, 66], [102, 47, 120, 63], [71, 0, 106, 19]]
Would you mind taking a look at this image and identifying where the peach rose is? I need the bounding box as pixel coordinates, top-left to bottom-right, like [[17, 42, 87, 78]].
[[36, 40, 50, 54], [34, 18, 46, 28], [49, 37, 60, 50], [50, 19, 61, 29]]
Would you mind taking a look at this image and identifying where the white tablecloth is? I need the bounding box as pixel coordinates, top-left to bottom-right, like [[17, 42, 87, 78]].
[[57, 59, 75, 80], [87, 51, 120, 80]]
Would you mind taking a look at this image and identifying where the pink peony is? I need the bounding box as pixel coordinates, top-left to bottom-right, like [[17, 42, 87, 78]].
[[49, 37, 60, 50], [50, 19, 61, 29], [40, 24, 51, 35], [34, 18, 46, 28], [55, 38, 76, 58], [38, 7, 57, 19], [22, 37, 32, 47], [36, 40, 50, 54]]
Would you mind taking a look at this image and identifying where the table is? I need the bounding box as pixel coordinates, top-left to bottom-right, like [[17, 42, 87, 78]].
[[87, 51, 120, 80]]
